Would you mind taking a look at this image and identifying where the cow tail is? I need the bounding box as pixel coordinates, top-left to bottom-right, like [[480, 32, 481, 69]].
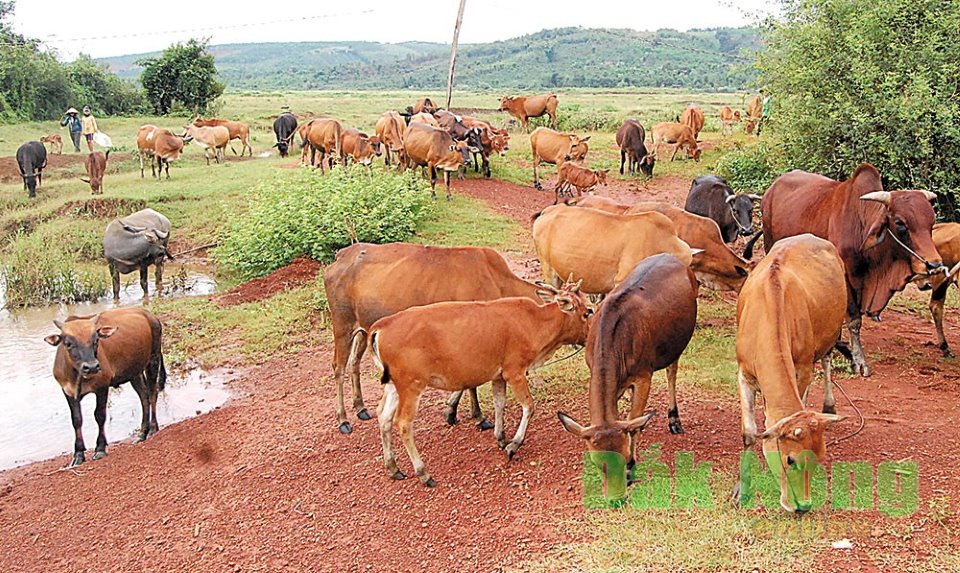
[[157, 352, 167, 392], [742, 230, 763, 259], [370, 330, 390, 384]]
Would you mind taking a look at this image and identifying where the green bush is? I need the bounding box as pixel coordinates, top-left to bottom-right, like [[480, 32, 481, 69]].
[[215, 166, 435, 279], [715, 142, 784, 193], [1, 232, 107, 308]]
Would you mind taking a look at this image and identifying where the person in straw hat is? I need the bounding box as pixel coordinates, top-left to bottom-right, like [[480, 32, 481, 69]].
[[60, 107, 82, 152]]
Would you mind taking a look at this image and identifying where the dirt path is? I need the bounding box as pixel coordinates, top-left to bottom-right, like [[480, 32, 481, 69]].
[[2, 175, 959, 571]]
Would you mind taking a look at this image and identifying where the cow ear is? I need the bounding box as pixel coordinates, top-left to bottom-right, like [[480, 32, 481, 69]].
[[861, 220, 887, 251], [618, 411, 656, 434], [53, 320, 64, 330], [580, 136, 591, 143], [536, 289, 556, 304], [556, 295, 576, 313], [44, 334, 62, 346], [97, 326, 118, 338], [557, 411, 588, 437]]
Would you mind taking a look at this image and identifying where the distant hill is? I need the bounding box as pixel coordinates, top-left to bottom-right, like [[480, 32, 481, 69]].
[[98, 27, 759, 91]]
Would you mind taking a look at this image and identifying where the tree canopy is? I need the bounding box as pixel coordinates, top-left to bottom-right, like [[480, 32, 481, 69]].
[[139, 39, 224, 115]]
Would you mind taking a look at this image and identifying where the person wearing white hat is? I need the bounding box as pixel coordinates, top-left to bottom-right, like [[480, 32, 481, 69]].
[[60, 108, 82, 152]]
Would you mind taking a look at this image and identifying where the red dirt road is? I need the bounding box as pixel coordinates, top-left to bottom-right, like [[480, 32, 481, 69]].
[[2, 175, 959, 571]]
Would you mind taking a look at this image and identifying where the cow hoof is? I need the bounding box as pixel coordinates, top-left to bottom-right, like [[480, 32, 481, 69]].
[[505, 443, 519, 460], [446, 195, 453, 201], [134, 432, 148, 443], [476, 418, 494, 431], [356, 408, 372, 421], [391, 470, 406, 481], [497, 438, 508, 450], [822, 404, 837, 415], [534, 183, 543, 191], [92, 451, 106, 461], [423, 477, 437, 488], [668, 420, 684, 435], [732, 482, 742, 506], [940, 342, 954, 358], [338, 421, 353, 435], [69, 453, 85, 468], [445, 410, 459, 426]]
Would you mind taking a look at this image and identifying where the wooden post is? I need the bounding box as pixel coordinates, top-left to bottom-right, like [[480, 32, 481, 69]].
[[445, 0, 467, 110]]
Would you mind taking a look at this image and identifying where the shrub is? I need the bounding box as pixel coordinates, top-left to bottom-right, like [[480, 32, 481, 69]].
[[1, 232, 107, 308], [715, 142, 784, 193], [215, 166, 435, 279]]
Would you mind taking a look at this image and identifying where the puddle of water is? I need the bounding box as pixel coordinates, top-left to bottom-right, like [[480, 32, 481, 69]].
[[0, 266, 231, 470]]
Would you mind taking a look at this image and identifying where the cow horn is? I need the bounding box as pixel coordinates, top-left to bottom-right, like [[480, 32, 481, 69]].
[[860, 191, 891, 206], [747, 194, 763, 201], [919, 190, 937, 202], [949, 260, 960, 280], [155, 229, 169, 240], [725, 194, 737, 204], [80, 177, 90, 183], [534, 281, 560, 293]]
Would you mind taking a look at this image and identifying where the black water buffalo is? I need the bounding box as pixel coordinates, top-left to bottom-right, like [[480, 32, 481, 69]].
[[16, 141, 47, 198], [273, 112, 298, 157], [103, 208, 173, 301], [684, 175, 761, 244]]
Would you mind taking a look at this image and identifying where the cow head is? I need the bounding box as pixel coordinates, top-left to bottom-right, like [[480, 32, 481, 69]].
[[275, 141, 290, 157], [595, 169, 609, 186], [563, 136, 590, 162], [725, 193, 761, 236], [734, 110, 742, 121], [758, 410, 844, 513], [860, 189, 943, 283], [21, 172, 38, 195], [639, 153, 656, 178], [368, 135, 383, 156], [498, 96, 513, 111], [465, 127, 483, 153], [534, 278, 593, 343], [490, 133, 510, 156], [44, 314, 118, 394], [451, 141, 472, 166]]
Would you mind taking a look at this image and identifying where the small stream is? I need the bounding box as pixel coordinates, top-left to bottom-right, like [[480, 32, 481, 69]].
[[0, 267, 232, 470]]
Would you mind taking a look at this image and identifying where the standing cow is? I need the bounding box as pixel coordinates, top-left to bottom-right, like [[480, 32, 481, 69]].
[[403, 122, 471, 200], [616, 119, 654, 177], [499, 94, 559, 131], [529, 127, 590, 191], [103, 208, 173, 302], [680, 105, 705, 140], [272, 112, 298, 158], [193, 116, 252, 156], [16, 141, 47, 198], [137, 125, 187, 180], [684, 175, 760, 244], [81, 150, 110, 194]]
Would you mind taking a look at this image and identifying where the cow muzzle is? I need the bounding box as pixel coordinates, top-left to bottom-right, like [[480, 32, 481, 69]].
[[79, 361, 101, 376]]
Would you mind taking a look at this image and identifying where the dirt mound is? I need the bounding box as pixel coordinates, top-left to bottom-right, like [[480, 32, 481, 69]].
[[55, 197, 147, 219], [0, 152, 132, 184], [216, 257, 321, 306]]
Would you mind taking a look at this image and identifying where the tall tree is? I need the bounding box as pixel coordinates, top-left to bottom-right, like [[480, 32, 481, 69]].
[[139, 39, 224, 115]]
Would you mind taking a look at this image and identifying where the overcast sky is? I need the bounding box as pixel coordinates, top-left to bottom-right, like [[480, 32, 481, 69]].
[[12, 0, 772, 60]]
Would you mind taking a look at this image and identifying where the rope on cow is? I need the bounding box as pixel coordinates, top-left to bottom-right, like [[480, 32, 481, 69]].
[[541, 345, 584, 368], [828, 378, 865, 446]]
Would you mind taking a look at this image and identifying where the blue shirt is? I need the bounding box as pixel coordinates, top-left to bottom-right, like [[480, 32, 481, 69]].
[[61, 114, 82, 133]]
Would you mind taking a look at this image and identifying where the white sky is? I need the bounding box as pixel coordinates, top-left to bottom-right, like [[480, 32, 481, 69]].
[[11, 0, 772, 60]]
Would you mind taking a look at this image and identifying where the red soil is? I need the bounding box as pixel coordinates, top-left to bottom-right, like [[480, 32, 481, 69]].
[[0, 152, 132, 184], [215, 257, 321, 307]]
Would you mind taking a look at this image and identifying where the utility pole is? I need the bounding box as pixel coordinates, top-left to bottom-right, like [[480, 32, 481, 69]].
[[445, 0, 466, 110]]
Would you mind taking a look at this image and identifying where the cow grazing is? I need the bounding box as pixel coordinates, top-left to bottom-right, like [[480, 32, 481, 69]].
[[461, 115, 510, 178], [734, 235, 847, 513], [684, 175, 760, 244], [925, 223, 960, 356], [16, 141, 46, 198], [554, 162, 608, 203], [757, 163, 943, 376], [680, 105, 705, 140], [103, 208, 172, 302], [616, 119, 654, 178], [558, 254, 698, 491], [370, 280, 591, 486], [193, 116, 252, 157], [651, 122, 701, 162], [302, 118, 345, 173], [499, 93, 559, 131], [529, 127, 590, 190], [719, 106, 741, 138], [137, 125, 186, 180], [413, 97, 438, 115], [341, 128, 382, 167], [745, 95, 762, 135], [533, 204, 695, 294], [375, 111, 406, 168], [40, 134, 63, 155], [44, 307, 166, 467], [402, 122, 471, 200], [324, 242, 543, 433], [576, 196, 751, 292], [183, 124, 229, 165], [272, 112, 298, 157], [81, 150, 110, 194]]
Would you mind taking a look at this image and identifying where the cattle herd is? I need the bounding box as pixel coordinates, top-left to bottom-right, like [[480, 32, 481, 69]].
[[15, 92, 960, 514]]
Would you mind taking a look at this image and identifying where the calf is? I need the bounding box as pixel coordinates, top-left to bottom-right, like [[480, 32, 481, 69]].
[[529, 127, 590, 190], [651, 122, 701, 162], [193, 116, 252, 156], [734, 234, 846, 513], [558, 254, 698, 493], [341, 128, 382, 167], [684, 174, 761, 244], [402, 122, 471, 200], [616, 119, 654, 177], [272, 112, 298, 157], [370, 281, 591, 486], [183, 124, 229, 165], [102, 208, 172, 302], [680, 105, 705, 139], [44, 307, 166, 467], [926, 223, 960, 356], [16, 140, 46, 198], [81, 150, 110, 194], [302, 118, 344, 173], [137, 125, 186, 180], [554, 162, 608, 203], [720, 106, 741, 138], [40, 134, 63, 155], [375, 111, 406, 168], [499, 93, 559, 131]]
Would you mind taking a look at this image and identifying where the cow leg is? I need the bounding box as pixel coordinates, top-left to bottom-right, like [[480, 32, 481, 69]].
[[109, 260, 121, 302], [347, 330, 371, 421], [139, 152, 145, 178], [532, 156, 543, 190], [467, 387, 492, 429], [332, 326, 355, 434], [444, 390, 464, 425], [670, 144, 679, 162], [666, 361, 683, 434], [502, 373, 534, 460], [140, 263, 150, 300], [627, 375, 653, 466], [155, 258, 165, 295], [164, 159, 171, 180], [931, 281, 953, 357], [395, 383, 433, 486], [64, 393, 86, 467], [492, 379, 508, 448], [92, 387, 109, 460], [620, 149, 626, 175], [428, 165, 438, 200], [131, 373, 151, 441], [846, 317, 871, 377], [821, 355, 837, 415], [737, 369, 758, 448], [482, 153, 491, 178], [377, 383, 404, 480], [444, 171, 453, 201]]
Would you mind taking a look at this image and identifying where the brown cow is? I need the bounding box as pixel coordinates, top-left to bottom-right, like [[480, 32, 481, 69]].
[[554, 162, 607, 203], [408, 112, 441, 128], [324, 242, 543, 433], [137, 125, 186, 180], [81, 150, 109, 194], [926, 223, 960, 356], [720, 106, 742, 138], [529, 127, 589, 190], [402, 122, 471, 200], [499, 93, 559, 131], [375, 111, 406, 168], [303, 118, 344, 173], [40, 134, 63, 155], [680, 105, 705, 139], [341, 128, 382, 167], [370, 280, 591, 486], [757, 163, 944, 376], [558, 254, 698, 496], [44, 307, 166, 467], [413, 97, 438, 115], [616, 119, 654, 178], [734, 234, 847, 513], [651, 122, 701, 162], [576, 196, 751, 292], [182, 124, 229, 165], [533, 204, 695, 294], [745, 95, 763, 135], [193, 116, 252, 156]]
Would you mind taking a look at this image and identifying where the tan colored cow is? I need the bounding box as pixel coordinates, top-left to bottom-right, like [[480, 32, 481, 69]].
[[719, 106, 742, 138], [651, 122, 701, 162], [554, 162, 607, 203], [81, 150, 109, 194], [193, 116, 252, 156], [182, 124, 229, 165], [137, 125, 186, 180], [408, 112, 441, 128], [403, 123, 471, 200], [680, 105, 705, 139], [927, 223, 960, 356], [303, 118, 344, 173], [375, 111, 406, 168], [499, 93, 559, 131], [341, 128, 381, 167], [529, 127, 589, 190], [745, 95, 763, 135]]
